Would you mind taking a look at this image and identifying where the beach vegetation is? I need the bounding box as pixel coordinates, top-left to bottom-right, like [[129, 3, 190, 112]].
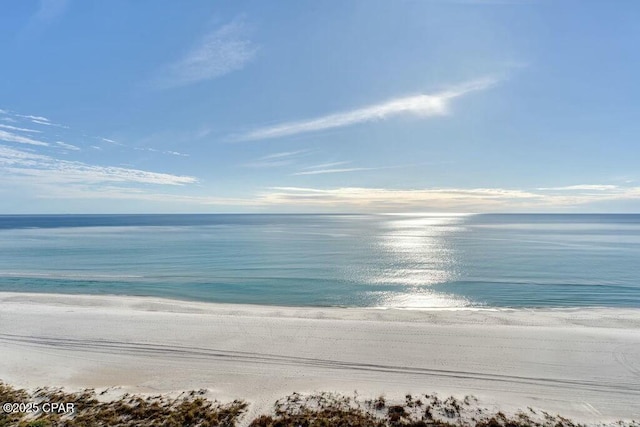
[[245, 391, 631, 427], [1, 383, 639, 427], [0, 382, 247, 427]]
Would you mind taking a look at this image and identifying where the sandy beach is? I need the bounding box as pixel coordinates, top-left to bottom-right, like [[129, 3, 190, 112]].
[[1, 292, 639, 425]]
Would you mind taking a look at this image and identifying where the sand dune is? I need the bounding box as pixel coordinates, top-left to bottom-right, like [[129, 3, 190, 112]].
[[1, 292, 639, 424]]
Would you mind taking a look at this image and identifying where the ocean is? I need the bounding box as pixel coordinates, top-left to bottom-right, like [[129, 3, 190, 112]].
[[0, 214, 638, 309]]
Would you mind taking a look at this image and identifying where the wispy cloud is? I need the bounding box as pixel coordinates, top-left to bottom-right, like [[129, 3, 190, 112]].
[[32, 0, 68, 24], [0, 145, 50, 165], [0, 124, 42, 133], [293, 167, 374, 176], [0, 129, 49, 146], [235, 78, 497, 141], [19, 0, 69, 40], [1, 108, 189, 157], [243, 150, 311, 168], [292, 162, 433, 176], [23, 182, 636, 212], [250, 185, 640, 211], [165, 150, 189, 157], [17, 114, 50, 122], [33, 185, 259, 207], [261, 150, 309, 160], [31, 119, 67, 128], [10, 112, 67, 128], [260, 186, 542, 211], [0, 145, 196, 186], [300, 161, 351, 170], [156, 19, 258, 89], [9, 165, 195, 186], [55, 141, 80, 151], [133, 146, 190, 157], [537, 184, 619, 191]]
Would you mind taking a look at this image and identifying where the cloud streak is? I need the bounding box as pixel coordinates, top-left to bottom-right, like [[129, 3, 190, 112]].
[[17, 114, 51, 122], [0, 145, 196, 186], [300, 161, 351, 170], [292, 167, 374, 176], [236, 78, 497, 141], [0, 129, 49, 146], [261, 186, 540, 210], [243, 150, 311, 168], [537, 184, 619, 191], [55, 141, 80, 151], [251, 184, 640, 212], [0, 124, 42, 133], [13, 113, 67, 128], [1, 107, 191, 157], [261, 150, 310, 160], [292, 161, 434, 176], [156, 20, 258, 89]]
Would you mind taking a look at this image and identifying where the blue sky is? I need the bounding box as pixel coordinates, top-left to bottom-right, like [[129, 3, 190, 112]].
[[1, 0, 639, 213]]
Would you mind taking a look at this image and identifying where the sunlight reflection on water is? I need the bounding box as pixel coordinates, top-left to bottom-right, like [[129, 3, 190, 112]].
[[370, 215, 470, 308]]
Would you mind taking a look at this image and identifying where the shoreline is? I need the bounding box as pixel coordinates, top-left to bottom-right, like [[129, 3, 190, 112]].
[[1, 291, 639, 425], [2, 291, 640, 325]]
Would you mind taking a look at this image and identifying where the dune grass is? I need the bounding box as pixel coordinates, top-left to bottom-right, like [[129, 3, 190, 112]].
[[2, 382, 638, 427], [248, 391, 597, 427], [0, 383, 247, 427]]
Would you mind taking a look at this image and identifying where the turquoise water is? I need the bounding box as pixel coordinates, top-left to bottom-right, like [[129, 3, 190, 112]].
[[0, 214, 638, 308]]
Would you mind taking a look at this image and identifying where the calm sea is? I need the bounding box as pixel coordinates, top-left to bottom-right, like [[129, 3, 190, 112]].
[[0, 214, 638, 308]]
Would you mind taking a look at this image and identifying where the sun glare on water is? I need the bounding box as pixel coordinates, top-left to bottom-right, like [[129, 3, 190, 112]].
[[369, 214, 470, 309]]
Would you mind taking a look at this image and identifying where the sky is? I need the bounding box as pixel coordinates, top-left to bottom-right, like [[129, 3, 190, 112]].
[[1, 0, 639, 213]]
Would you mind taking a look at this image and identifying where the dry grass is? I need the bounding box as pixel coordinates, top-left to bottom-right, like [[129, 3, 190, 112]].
[[248, 392, 638, 427], [2, 382, 639, 427], [0, 382, 247, 427]]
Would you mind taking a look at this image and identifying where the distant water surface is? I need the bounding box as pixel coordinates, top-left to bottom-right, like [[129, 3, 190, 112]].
[[0, 214, 638, 308]]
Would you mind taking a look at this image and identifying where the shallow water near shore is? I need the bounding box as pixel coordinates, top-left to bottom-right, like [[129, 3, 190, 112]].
[[1, 213, 638, 309]]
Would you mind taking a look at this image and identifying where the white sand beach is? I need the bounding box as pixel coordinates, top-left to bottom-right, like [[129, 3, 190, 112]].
[[1, 292, 639, 424]]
